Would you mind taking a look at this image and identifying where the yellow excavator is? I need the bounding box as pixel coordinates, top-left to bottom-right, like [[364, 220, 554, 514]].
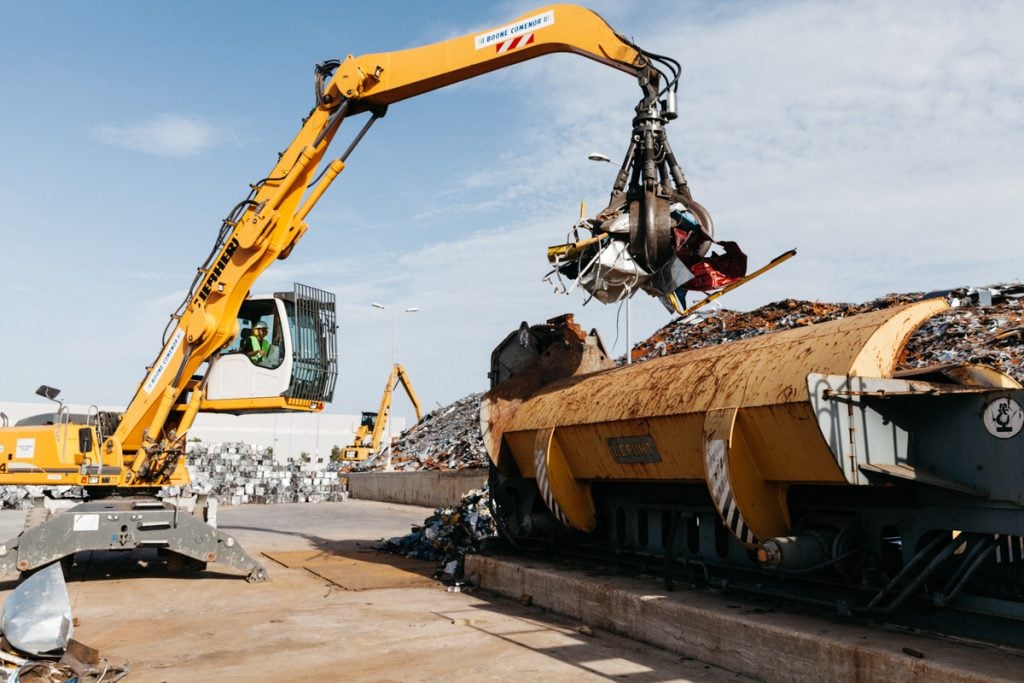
[[342, 364, 422, 462], [0, 5, 712, 580]]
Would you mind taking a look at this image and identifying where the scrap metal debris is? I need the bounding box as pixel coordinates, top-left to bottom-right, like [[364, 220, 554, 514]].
[[1, 564, 72, 657], [630, 293, 917, 362], [0, 443, 348, 510], [0, 488, 81, 512], [379, 486, 495, 582], [0, 564, 127, 682], [628, 283, 1024, 383], [545, 204, 746, 312]]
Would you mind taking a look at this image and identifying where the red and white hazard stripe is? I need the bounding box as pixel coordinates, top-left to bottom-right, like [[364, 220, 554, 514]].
[[495, 33, 535, 53]]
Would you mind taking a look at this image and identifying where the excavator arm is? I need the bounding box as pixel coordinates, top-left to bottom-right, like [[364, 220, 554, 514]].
[[0, 5, 720, 583], [110, 4, 665, 485], [366, 364, 423, 454], [2, 4, 699, 490], [394, 366, 423, 425]]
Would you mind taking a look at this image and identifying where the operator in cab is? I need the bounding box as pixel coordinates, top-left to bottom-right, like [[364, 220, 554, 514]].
[[246, 321, 271, 364]]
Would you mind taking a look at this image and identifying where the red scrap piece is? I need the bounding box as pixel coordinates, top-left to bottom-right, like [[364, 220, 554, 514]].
[[682, 241, 748, 291]]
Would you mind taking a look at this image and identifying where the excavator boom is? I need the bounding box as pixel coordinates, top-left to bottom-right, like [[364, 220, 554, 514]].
[[324, 5, 645, 111], [394, 366, 423, 424]]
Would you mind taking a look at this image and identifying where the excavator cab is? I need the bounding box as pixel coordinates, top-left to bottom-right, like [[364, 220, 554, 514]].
[[203, 283, 338, 412]]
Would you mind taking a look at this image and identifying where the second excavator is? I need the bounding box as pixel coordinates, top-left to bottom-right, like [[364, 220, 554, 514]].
[[342, 365, 422, 462]]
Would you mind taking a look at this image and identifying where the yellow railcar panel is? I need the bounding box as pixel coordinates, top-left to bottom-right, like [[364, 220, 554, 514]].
[[505, 430, 538, 477], [535, 428, 596, 532], [524, 415, 706, 481], [496, 301, 945, 497], [738, 406, 846, 483], [727, 415, 791, 540]]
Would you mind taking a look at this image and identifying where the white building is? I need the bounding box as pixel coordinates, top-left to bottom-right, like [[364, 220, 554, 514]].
[[0, 402, 405, 464]]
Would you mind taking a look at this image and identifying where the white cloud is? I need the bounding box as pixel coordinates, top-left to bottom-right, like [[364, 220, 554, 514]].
[[91, 114, 235, 157], [298, 0, 1024, 412]]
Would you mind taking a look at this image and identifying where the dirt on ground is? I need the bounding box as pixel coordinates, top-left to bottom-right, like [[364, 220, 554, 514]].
[[0, 501, 749, 683]]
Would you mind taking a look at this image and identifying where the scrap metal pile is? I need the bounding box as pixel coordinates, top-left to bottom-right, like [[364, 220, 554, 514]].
[[630, 283, 1024, 383], [0, 486, 81, 511], [0, 443, 348, 509], [346, 393, 490, 472], [379, 486, 495, 582]]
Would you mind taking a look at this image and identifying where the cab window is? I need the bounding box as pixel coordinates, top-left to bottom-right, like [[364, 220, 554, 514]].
[[221, 301, 285, 369]]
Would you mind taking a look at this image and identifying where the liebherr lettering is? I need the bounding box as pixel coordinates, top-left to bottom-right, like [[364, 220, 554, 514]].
[[193, 237, 240, 305]]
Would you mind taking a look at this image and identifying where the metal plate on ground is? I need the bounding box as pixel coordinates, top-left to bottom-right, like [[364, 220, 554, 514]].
[[262, 543, 436, 590]]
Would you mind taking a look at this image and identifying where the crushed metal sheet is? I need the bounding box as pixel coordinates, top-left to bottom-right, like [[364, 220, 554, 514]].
[[9, 660, 77, 682], [0, 570, 128, 682], [1, 563, 73, 657]]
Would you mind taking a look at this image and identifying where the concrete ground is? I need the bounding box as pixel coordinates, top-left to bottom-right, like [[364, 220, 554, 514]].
[[0, 501, 751, 683]]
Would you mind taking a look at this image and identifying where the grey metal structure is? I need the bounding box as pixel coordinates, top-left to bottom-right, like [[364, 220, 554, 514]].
[[282, 282, 338, 404], [808, 371, 1024, 500], [0, 499, 268, 582]]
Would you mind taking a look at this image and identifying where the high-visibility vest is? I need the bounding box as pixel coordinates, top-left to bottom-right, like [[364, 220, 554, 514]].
[[246, 335, 267, 358]]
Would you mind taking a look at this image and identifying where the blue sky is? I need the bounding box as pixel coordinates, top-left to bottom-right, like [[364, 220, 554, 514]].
[[2, 1, 1022, 426]]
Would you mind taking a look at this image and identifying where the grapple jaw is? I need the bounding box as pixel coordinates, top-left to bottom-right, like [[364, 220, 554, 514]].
[[549, 72, 722, 306]]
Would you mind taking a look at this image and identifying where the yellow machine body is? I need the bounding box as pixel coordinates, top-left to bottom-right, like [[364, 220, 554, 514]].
[[0, 423, 168, 488], [484, 299, 955, 542]]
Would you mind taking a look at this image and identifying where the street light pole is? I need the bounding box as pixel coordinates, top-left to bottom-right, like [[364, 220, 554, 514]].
[[588, 152, 632, 364], [626, 292, 632, 364], [371, 302, 418, 471]]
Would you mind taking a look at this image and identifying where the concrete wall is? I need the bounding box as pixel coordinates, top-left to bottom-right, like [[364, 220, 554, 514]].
[[345, 469, 488, 508]]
